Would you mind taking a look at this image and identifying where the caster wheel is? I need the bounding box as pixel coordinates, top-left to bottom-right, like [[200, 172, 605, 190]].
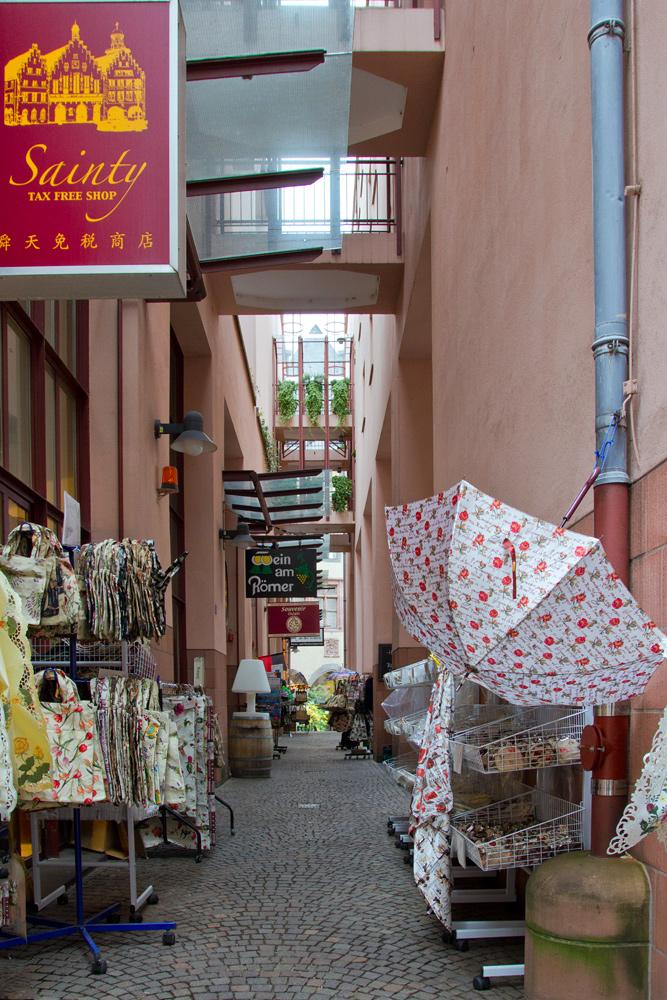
[[441, 930, 456, 945], [473, 976, 491, 991], [454, 939, 469, 952], [91, 958, 107, 975], [26, 902, 37, 915], [195, 854, 203, 863], [106, 913, 121, 924], [148, 893, 159, 906], [403, 855, 412, 865], [129, 912, 143, 923], [162, 931, 176, 945], [57, 894, 69, 906]]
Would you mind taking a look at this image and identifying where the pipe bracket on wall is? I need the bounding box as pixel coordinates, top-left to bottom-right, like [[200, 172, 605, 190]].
[[588, 18, 625, 47]]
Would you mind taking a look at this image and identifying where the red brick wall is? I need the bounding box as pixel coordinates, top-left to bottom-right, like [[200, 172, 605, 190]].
[[629, 460, 667, 990]]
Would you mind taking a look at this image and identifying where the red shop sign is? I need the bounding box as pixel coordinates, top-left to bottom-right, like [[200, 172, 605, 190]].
[[267, 603, 321, 638], [0, 0, 185, 298]]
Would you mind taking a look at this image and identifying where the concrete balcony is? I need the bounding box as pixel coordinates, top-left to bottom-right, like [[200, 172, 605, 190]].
[[349, 6, 445, 157], [206, 232, 403, 316]]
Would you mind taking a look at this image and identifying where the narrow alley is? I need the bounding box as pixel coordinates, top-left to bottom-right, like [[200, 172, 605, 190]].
[[0, 734, 523, 1000]]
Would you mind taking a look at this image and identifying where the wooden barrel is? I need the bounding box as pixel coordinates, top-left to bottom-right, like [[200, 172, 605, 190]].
[[228, 715, 273, 778]]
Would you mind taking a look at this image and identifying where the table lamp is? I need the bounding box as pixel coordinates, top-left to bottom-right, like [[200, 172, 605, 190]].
[[232, 658, 271, 716]]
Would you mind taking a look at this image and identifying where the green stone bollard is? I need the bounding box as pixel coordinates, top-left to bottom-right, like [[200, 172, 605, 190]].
[[524, 851, 650, 1000]]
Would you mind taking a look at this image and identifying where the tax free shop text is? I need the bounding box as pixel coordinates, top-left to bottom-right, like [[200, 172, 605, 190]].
[[9, 144, 147, 222]]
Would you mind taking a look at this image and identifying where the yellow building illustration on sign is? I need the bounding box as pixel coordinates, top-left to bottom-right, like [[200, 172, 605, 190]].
[[4, 22, 147, 131]]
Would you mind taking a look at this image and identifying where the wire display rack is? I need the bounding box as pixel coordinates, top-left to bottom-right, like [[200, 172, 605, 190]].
[[383, 710, 427, 742], [383, 753, 418, 794], [31, 639, 157, 680], [383, 657, 440, 689], [450, 706, 584, 774], [452, 788, 584, 871]]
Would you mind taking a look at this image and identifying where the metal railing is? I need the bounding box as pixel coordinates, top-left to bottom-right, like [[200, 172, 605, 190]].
[[216, 157, 400, 253]]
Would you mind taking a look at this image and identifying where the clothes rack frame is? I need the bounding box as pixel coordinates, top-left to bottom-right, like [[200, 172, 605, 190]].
[[0, 630, 177, 974]]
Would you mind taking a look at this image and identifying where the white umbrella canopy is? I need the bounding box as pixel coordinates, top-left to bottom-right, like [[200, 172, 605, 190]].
[[386, 481, 667, 707]]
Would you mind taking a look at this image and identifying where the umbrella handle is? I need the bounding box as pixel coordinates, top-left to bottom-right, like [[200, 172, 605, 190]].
[[502, 539, 517, 599]]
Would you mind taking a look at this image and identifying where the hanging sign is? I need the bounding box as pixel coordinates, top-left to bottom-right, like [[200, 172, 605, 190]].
[[267, 602, 321, 639], [0, 0, 185, 299], [245, 547, 317, 599]]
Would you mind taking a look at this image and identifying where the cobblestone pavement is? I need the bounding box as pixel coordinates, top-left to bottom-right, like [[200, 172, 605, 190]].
[[0, 732, 524, 1000]]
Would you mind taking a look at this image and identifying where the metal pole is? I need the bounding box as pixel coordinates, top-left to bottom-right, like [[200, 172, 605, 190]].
[[588, 0, 630, 857]]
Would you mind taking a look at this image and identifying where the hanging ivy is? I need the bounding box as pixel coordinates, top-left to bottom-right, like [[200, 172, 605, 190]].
[[330, 378, 350, 423], [257, 408, 281, 472], [331, 474, 353, 513], [302, 374, 325, 425], [276, 380, 299, 421]]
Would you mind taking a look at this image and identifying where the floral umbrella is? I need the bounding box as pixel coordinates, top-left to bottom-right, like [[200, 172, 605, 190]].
[[386, 481, 667, 707]]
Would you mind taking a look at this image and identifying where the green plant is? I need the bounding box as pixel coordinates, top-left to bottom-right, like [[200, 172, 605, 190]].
[[302, 374, 324, 425], [276, 380, 298, 421], [257, 408, 281, 472], [330, 378, 350, 423], [331, 474, 353, 513]]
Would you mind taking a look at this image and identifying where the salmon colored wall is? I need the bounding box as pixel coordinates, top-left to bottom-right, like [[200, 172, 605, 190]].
[[428, 0, 595, 526]]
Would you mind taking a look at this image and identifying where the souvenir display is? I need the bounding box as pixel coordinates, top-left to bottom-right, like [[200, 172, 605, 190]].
[[0, 573, 52, 803], [34, 668, 106, 806], [77, 540, 187, 643], [0, 523, 81, 636], [140, 688, 215, 852]]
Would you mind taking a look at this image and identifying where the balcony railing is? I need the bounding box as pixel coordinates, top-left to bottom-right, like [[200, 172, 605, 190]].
[[273, 333, 355, 476], [215, 157, 402, 256]]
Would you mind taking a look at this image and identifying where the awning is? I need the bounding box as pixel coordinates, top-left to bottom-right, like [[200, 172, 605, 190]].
[[223, 468, 332, 533]]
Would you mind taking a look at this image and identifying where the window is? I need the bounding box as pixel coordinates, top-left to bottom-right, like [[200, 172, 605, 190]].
[[0, 301, 89, 541]]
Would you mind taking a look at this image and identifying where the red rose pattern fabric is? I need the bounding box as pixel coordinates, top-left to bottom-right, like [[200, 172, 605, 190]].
[[411, 672, 454, 929], [386, 481, 667, 707]]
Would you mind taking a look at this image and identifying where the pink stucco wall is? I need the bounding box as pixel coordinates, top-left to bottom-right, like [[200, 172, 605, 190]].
[[352, 0, 667, 987]]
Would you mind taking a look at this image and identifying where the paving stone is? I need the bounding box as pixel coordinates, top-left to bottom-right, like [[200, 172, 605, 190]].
[[0, 732, 524, 999]]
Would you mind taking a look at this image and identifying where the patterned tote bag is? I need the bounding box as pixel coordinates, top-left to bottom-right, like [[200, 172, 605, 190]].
[[34, 668, 106, 805]]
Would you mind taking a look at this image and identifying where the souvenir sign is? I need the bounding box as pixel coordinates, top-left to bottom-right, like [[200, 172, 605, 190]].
[[0, 0, 185, 298], [245, 547, 317, 599], [267, 603, 321, 639]]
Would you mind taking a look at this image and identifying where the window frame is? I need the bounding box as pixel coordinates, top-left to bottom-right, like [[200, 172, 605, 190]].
[[0, 300, 90, 541]]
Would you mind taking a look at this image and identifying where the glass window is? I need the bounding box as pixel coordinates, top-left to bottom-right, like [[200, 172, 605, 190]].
[[59, 383, 77, 502], [7, 498, 28, 534], [45, 365, 56, 504], [325, 596, 337, 628], [57, 300, 76, 373], [7, 317, 32, 486]]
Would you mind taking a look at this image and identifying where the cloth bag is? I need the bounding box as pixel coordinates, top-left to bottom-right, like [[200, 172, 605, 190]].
[[34, 668, 106, 805], [0, 574, 53, 803], [2, 524, 81, 636]]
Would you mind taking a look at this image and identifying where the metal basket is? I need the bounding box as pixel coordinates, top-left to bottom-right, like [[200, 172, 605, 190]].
[[383, 752, 419, 793], [450, 706, 585, 774], [383, 710, 427, 743], [452, 789, 584, 871], [383, 657, 440, 689]]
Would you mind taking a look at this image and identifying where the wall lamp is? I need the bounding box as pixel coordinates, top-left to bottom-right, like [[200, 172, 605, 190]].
[[219, 521, 255, 549], [154, 411, 217, 456]]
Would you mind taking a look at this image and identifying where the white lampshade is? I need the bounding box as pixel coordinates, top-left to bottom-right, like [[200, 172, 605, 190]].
[[232, 659, 271, 694]]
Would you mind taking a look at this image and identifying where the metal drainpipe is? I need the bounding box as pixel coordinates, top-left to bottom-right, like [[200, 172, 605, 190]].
[[588, 0, 630, 857]]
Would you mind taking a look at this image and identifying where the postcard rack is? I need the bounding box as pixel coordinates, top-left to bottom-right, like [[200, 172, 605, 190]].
[[452, 788, 584, 872], [383, 656, 440, 689], [450, 706, 585, 775]]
